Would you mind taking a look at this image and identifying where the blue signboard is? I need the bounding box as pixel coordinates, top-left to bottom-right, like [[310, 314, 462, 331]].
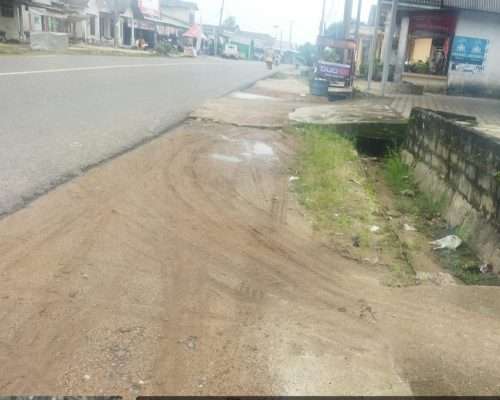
[[451, 36, 489, 66]]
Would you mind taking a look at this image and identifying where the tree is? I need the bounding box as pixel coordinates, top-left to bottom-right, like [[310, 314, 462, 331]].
[[222, 16, 239, 32], [325, 22, 344, 39], [298, 42, 317, 67]]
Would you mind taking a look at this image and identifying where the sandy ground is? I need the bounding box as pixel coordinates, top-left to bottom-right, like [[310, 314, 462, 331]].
[[1, 77, 500, 397]]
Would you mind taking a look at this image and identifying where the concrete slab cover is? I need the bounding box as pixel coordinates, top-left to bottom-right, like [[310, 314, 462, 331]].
[[192, 97, 307, 129], [289, 100, 406, 125]]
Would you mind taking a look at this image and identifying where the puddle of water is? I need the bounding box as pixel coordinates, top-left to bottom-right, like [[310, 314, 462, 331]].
[[231, 92, 277, 101], [211, 154, 242, 163], [253, 142, 274, 156], [239, 140, 277, 161]]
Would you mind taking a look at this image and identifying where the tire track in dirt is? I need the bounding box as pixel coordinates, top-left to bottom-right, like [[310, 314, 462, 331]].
[[1, 119, 500, 396]]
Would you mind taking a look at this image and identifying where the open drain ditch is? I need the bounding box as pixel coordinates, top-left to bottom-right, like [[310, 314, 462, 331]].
[[316, 116, 500, 286]]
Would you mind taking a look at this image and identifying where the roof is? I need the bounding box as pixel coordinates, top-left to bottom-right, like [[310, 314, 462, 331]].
[[443, 0, 500, 13], [161, 0, 198, 10], [382, 0, 500, 13], [230, 31, 275, 48], [157, 13, 190, 28], [235, 30, 275, 42], [183, 24, 207, 39], [201, 24, 232, 38]]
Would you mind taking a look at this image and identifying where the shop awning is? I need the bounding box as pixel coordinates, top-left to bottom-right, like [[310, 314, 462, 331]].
[[183, 24, 207, 40]]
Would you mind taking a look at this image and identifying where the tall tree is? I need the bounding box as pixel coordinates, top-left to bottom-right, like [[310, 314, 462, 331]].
[[325, 22, 344, 39], [298, 42, 317, 66], [222, 16, 239, 32]]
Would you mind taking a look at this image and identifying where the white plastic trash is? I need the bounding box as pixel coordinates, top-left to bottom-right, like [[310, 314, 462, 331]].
[[430, 235, 462, 250]]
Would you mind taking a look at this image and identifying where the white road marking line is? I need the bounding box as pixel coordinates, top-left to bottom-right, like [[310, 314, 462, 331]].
[[0, 61, 226, 77]]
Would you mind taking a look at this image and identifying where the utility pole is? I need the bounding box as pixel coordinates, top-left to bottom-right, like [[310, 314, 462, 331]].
[[343, 0, 353, 39], [354, 0, 363, 43], [289, 20, 294, 47], [381, 0, 398, 96], [343, 0, 353, 63], [319, 0, 327, 39], [367, 0, 381, 91], [354, 0, 363, 74], [113, 0, 120, 48], [215, 0, 225, 56]]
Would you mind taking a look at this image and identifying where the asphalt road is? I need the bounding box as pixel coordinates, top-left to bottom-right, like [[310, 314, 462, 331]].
[[0, 54, 274, 215]]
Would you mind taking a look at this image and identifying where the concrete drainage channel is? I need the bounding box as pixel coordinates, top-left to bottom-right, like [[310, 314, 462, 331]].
[[346, 110, 500, 284]]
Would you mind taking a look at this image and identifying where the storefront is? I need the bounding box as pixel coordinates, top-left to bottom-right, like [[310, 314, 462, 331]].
[[30, 7, 69, 34], [123, 18, 155, 47], [405, 11, 456, 76]]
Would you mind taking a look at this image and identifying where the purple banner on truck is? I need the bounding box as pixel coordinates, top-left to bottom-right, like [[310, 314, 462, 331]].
[[317, 61, 351, 78]]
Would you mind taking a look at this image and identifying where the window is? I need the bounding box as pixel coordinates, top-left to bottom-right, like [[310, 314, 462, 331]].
[[0, 1, 14, 18], [89, 15, 95, 36]]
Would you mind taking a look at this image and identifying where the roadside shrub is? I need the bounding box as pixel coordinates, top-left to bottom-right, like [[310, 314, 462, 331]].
[[407, 61, 430, 74], [156, 40, 175, 56]]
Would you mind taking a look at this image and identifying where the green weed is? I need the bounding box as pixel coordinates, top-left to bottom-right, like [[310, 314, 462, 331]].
[[293, 125, 376, 238], [384, 152, 446, 220], [383, 151, 500, 286]]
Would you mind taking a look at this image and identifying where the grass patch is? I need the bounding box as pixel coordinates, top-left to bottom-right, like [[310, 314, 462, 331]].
[[384, 151, 445, 220], [0, 43, 30, 55], [292, 125, 377, 241], [291, 126, 417, 285], [439, 247, 500, 285]]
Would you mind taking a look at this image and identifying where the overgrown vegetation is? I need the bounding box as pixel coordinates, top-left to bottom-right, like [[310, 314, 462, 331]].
[[298, 42, 317, 67], [0, 43, 30, 55], [384, 152, 446, 220], [155, 40, 176, 56], [291, 126, 416, 286], [383, 151, 500, 285], [293, 126, 376, 232]]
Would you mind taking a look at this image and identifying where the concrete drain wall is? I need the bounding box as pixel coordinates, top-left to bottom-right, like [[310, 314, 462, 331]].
[[402, 108, 500, 271]]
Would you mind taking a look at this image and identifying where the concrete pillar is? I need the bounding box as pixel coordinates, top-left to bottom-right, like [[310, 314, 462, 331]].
[[356, 37, 364, 74], [343, 0, 353, 38], [395, 15, 409, 82], [16, 5, 25, 41], [381, 0, 398, 96], [367, 0, 381, 90], [130, 17, 135, 47]]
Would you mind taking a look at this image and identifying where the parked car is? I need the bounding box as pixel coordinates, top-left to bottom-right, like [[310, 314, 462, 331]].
[[223, 43, 239, 59]]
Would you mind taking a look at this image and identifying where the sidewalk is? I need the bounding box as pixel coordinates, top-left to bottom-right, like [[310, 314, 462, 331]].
[[355, 79, 500, 138], [68, 43, 158, 57], [0, 42, 162, 57]]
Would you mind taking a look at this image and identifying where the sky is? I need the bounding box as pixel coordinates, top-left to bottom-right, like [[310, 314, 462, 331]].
[[196, 0, 377, 45]]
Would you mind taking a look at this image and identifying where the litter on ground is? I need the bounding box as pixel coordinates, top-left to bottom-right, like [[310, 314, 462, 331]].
[[430, 235, 463, 250]]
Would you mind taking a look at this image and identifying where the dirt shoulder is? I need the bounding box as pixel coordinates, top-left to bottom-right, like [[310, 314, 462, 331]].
[[0, 74, 500, 397]]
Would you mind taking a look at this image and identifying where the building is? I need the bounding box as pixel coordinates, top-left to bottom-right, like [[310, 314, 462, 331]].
[[202, 23, 232, 55], [0, 0, 195, 48], [0, 0, 88, 41], [227, 30, 275, 60], [376, 0, 500, 97], [159, 0, 196, 25]]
